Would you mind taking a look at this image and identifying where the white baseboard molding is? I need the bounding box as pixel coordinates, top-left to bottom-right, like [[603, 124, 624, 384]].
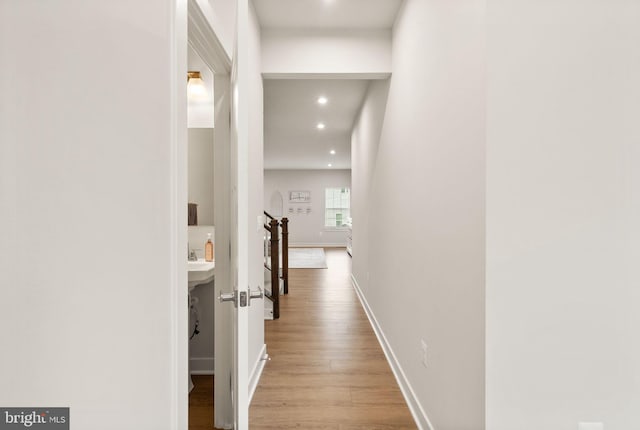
[[289, 243, 346, 248], [264, 298, 274, 320], [248, 344, 268, 404], [190, 357, 214, 375], [351, 274, 434, 430]]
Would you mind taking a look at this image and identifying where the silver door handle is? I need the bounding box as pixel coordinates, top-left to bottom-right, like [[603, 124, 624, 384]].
[[218, 290, 237, 307], [249, 286, 263, 304]]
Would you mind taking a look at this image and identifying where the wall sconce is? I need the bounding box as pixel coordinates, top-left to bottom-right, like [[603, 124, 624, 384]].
[[187, 71, 207, 100]]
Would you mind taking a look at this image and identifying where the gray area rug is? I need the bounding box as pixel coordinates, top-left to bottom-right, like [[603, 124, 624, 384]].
[[288, 248, 328, 269]]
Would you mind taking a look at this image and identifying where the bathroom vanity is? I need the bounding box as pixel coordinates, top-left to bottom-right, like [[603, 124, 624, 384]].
[[188, 260, 215, 291], [187, 260, 214, 392]]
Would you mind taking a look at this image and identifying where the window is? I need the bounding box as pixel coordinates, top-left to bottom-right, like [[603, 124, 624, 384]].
[[325, 187, 351, 228]]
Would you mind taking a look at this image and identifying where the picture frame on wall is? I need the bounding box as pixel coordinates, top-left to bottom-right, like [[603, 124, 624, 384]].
[[289, 190, 311, 203]]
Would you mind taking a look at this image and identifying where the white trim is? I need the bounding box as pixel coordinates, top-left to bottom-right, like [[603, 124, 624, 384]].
[[351, 274, 434, 430], [190, 357, 215, 374], [289, 243, 346, 248], [262, 72, 392, 80], [248, 344, 268, 404], [170, 1, 189, 429], [191, 370, 215, 375], [188, 0, 231, 74]]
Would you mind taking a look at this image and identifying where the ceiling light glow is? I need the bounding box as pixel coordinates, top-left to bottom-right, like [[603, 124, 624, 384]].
[[187, 71, 208, 100], [328, 163, 333, 167], [330, 149, 336, 155], [317, 123, 325, 130], [317, 96, 328, 105]]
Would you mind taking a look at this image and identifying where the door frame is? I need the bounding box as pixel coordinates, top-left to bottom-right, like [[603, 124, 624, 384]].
[[180, 0, 233, 428], [169, 0, 189, 428]]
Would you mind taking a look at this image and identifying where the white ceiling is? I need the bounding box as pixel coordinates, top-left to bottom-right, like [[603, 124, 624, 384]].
[[257, 0, 402, 170], [253, 0, 403, 30], [263, 79, 370, 170]]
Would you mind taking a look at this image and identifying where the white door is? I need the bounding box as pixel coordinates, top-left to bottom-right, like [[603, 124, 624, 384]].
[[229, 2, 251, 424], [215, 0, 254, 428]]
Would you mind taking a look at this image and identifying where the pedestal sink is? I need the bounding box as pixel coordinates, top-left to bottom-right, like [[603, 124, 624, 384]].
[[188, 260, 215, 291], [187, 259, 214, 393]]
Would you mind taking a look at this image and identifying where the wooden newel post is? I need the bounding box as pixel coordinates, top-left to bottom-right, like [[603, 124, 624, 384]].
[[281, 217, 289, 295], [270, 218, 280, 319]]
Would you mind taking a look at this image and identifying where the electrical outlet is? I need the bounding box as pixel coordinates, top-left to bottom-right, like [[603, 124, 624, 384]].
[[579, 423, 603, 430], [420, 339, 428, 368]]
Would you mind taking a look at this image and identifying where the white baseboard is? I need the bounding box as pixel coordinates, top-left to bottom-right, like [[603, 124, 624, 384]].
[[249, 344, 268, 404], [264, 298, 274, 320], [351, 274, 434, 430], [289, 243, 346, 248], [190, 357, 214, 375]]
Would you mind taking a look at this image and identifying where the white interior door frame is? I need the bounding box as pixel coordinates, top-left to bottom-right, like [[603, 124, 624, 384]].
[[169, 1, 188, 429]]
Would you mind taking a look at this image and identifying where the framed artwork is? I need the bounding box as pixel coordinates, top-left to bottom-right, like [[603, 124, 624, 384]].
[[289, 190, 311, 203]]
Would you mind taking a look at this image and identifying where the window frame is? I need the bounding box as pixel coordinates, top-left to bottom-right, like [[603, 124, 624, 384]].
[[323, 187, 351, 230]]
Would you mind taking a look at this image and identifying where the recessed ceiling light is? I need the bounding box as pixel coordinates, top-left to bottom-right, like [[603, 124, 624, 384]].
[[317, 123, 325, 130], [327, 163, 333, 167], [330, 150, 336, 155], [317, 96, 328, 105]]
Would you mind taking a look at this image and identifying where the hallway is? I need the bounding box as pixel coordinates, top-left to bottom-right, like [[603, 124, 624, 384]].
[[249, 248, 416, 429]]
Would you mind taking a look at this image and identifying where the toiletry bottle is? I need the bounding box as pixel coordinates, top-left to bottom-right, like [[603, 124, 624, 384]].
[[205, 233, 214, 262]]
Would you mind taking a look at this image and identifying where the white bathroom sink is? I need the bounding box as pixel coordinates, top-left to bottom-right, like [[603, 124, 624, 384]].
[[188, 260, 215, 291], [188, 261, 213, 270]]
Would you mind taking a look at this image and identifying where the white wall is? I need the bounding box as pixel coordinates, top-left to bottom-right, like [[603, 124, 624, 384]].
[[264, 169, 351, 247], [188, 128, 215, 226], [486, 1, 640, 428], [0, 1, 188, 429], [188, 225, 215, 259], [350, 80, 389, 289], [351, 0, 486, 428], [261, 29, 391, 77]]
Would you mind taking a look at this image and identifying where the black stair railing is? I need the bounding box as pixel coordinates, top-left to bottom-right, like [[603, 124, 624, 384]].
[[281, 217, 289, 294], [264, 218, 280, 319]]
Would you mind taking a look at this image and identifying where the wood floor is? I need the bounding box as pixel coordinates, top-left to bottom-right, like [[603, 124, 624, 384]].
[[189, 375, 222, 430], [189, 248, 416, 429], [250, 248, 416, 429]]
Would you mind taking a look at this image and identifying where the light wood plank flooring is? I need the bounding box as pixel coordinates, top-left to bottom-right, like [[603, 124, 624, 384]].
[[249, 248, 416, 429]]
